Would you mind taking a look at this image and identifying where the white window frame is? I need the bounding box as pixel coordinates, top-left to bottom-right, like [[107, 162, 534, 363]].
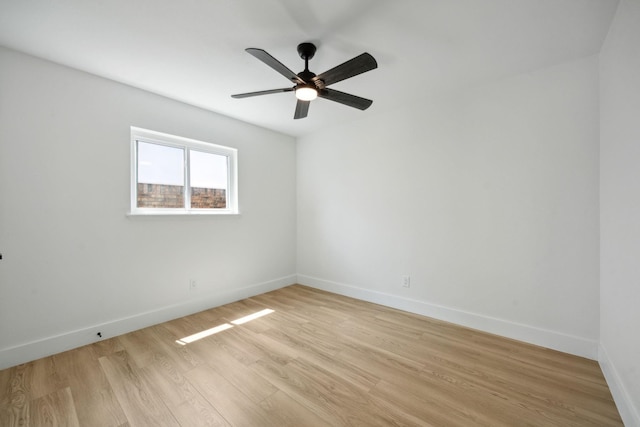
[[129, 127, 238, 215]]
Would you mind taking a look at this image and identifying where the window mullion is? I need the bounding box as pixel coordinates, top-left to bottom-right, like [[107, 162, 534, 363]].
[[226, 155, 231, 208], [184, 147, 191, 210], [131, 140, 140, 211]]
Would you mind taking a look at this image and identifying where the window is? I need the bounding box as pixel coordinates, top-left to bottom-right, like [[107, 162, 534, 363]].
[[130, 127, 238, 215]]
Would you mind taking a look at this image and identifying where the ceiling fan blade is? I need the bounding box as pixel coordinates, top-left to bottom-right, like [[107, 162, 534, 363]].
[[246, 48, 305, 85], [318, 88, 373, 110], [314, 53, 377, 87], [231, 87, 294, 98], [294, 100, 310, 119]]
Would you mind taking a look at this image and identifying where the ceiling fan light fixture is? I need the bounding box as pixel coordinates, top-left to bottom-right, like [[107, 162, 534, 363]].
[[295, 85, 317, 101]]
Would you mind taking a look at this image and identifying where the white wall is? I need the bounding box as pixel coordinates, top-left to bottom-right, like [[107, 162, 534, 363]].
[[297, 55, 601, 359], [600, 0, 640, 424], [0, 46, 297, 369]]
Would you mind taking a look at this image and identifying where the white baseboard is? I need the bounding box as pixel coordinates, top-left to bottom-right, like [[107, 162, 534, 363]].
[[599, 344, 640, 427], [297, 274, 599, 360], [0, 275, 296, 370]]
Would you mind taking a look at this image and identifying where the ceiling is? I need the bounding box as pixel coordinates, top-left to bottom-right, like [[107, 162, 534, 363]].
[[0, 0, 619, 138]]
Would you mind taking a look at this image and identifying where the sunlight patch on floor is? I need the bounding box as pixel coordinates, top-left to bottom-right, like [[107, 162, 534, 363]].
[[231, 308, 275, 325], [176, 323, 233, 345], [176, 308, 275, 345]]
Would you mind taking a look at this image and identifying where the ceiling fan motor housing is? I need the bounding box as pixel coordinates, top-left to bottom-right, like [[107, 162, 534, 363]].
[[297, 42, 316, 61]]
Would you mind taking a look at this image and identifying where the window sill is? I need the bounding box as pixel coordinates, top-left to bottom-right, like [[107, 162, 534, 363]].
[[127, 210, 241, 217]]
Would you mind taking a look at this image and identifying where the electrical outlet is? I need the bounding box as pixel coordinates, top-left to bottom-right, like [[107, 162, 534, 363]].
[[189, 279, 197, 291], [402, 275, 411, 288]]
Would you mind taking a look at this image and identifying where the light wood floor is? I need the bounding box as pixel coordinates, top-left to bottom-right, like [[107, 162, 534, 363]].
[[0, 285, 623, 426]]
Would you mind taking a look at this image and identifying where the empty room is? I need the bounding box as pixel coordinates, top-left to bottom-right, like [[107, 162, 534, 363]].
[[0, 0, 638, 426]]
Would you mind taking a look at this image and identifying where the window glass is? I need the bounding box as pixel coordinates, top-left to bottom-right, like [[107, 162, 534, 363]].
[[137, 142, 185, 208], [190, 150, 229, 209]]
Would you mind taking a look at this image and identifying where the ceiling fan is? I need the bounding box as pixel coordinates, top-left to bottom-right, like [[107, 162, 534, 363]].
[[231, 42, 377, 119]]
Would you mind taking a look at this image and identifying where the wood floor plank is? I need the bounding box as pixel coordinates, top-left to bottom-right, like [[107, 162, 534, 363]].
[[258, 390, 328, 427], [148, 324, 203, 373], [419, 353, 577, 425], [185, 365, 272, 427], [221, 325, 300, 366], [208, 353, 278, 405], [214, 298, 274, 334], [141, 360, 229, 427], [206, 327, 265, 366], [419, 362, 571, 426], [373, 378, 518, 427], [54, 345, 128, 427], [186, 336, 278, 405], [28, 357, 68, 400], [255, 356, 419, 426], [90, 337, 125, 358], [160, 313, 211, 338], [168, 400, 230, 427], [419, 331, 619, 422], [290, 338, 380, 393], [116, 328, 166, 369], [186, 309, 230, 333], [99, 350, 179, 427], [0, 366, 12, 408], [247, 294, 314, 327], [260, 323, 342, 360], [338, 337, 426, 388], [249, 357, 345, 425], [288, 356, 421, 426], [29, 387, 80, 427], [0, 364, 30, 427]]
